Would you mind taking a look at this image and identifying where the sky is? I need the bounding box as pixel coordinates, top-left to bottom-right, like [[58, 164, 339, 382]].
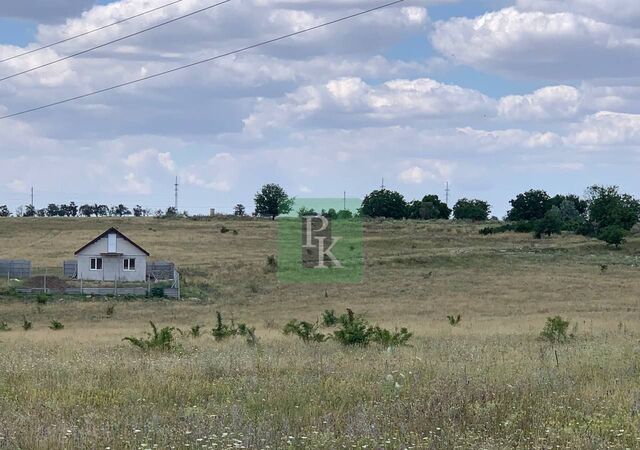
[[0, 0, 639, 217]]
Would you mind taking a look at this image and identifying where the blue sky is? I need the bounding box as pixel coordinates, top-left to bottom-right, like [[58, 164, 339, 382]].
[[1, 0, 639, 217]]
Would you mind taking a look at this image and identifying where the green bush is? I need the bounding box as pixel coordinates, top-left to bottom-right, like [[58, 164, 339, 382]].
[[321, 309, 338, 327], [0, 321, 10, 332], [36, 293, 50, 305], [333, 309, 372, 346], [283, 320, 327, 343], [49, 320, 64, 330], [369, 326, 412, 347], [447, 314, 462, 326], [123, 321, 177, 351], [149, 287, 165, 298], [539, 316, 572, 343], [212, 311, 237, 341], [190, 324, 202, 338], [597, 225, 626, 248], [22, 317, 32, 331]]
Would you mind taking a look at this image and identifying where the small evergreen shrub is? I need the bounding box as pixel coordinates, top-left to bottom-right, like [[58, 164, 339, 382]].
[[265, 255, 278, 273], [0, 321, 10, 332], [106, 304, 115, 318], [370, 326, 412, 347], [49, 320, 64, 330], [190, 324, 202, 338], [322, 309, 338, 327], [212, 311, 236, 341], [447, 314, 462, 326], [22, 317, 32, 331], [283, 320, 327, 343], [333, 309, 372, 346], [539, 316, 572, 343], [123, 321, 177, 351], [36, 293, 49, 305], [220, 226, 231, 233]]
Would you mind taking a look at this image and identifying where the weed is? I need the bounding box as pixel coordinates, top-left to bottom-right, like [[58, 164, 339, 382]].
[[333, 309, 373, 346], [190, 325, 202, 338], [123, 321, 177, 351], [106, 304, 115, 318], [237, 323, 258, 346], [283, 320, 327, 343], [0, 321, 10, 332], [540, 316, 573, 343], [265, 255, 278, 273], [447, 314, 462, 326], [220, 226, 230, 234], [22, 317, 32, 331], [49, 320, 64, 330], [150, 287, 165, 298], [36, 293, 49, 305]]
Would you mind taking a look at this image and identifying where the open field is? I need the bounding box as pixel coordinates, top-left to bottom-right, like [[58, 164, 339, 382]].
[[1, 217, 640, 449]]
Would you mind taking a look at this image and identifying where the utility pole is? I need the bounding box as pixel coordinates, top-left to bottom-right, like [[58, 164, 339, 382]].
[[381, 178, 385, 189], [30, 186, 33, 207], [343, 191, 346, 211], [174, 176, 178, 211], [445, 182, 450, 206]]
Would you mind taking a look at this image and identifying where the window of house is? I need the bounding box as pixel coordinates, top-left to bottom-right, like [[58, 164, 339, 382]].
[[90, 258, 103, 270], [123, 258, 136, 271]]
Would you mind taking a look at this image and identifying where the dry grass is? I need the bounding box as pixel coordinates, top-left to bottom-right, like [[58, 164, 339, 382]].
[[1, 217, 640, 449]]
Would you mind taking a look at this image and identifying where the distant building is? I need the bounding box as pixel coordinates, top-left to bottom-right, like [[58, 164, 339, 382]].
[[74, 227, 149, 282]]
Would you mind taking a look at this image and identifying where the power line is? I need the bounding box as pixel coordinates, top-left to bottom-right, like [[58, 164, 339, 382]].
[[0, 0, 404, 120], [0, 0, 234, 83], [0, 0, 186, 64]]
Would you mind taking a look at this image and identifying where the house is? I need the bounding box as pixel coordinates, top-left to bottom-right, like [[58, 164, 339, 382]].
[[75, 227, 149, 282]]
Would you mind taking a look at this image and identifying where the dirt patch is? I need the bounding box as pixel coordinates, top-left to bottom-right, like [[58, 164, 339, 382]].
[[23, 276, 68, 290]]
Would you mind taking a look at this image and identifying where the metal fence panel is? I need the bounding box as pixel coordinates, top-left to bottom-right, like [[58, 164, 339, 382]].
[[63, 260, 78, 278], [0, 259, 32, 278], [147, 261, 175, 280]]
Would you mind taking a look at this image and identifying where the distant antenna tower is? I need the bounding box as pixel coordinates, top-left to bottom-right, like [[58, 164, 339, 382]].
[[174, 176, 179, 210], [381, 177, 385, 189], [445, 182, 450, 206], [30, 186, 34, 207]]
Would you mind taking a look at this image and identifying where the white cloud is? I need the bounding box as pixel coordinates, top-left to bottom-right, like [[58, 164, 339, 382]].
[[157, 152, 175, 172], [6, 179, 29, 194], [569, 112, 640, 146], [399, 161, 453, 184], [498, 85, 582, 120], [516, 0, 640, 26], [431, 7, 640, 80]]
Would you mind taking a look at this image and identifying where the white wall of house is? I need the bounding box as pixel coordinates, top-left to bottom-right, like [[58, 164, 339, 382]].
[[76, 234, 148, 282]]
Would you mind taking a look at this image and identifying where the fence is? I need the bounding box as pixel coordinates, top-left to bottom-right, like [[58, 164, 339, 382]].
[[0, 260, 32, 278], [6, 265, 180, 299]]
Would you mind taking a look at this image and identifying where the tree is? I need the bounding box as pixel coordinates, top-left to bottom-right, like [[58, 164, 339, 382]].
[[133, 205, 145, 217], [165, 207, 178, 217], [111, 204, 131, 217], [550, 194, 587, 217], [586, 185, 640, 231], [507, 189, 551, 221], [322, 208, 338, 220], [79, 204, 94, 217], [406, 195, 451, 220], [297, 207, 317, 217], [0, 205, 10, 217], [23, 205, 36, 217], [233, 204, 246, 217], [453, 198, 491, 221], [254, 184, 294, 220], [534, 206, 563, 238], [46, 203, 61, 217], [361, 189, 407, 219], [336, 209, 353, 220], [62, 202, 78, 217], [597, 225, 626, 248]]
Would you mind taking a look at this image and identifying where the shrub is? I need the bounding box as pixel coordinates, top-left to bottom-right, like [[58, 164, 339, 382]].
[[370, 326, 412, 347], [106, 304, 115, 318], [539, 316, 572, 343], [283, 320, 327, 343], [236, 323, 258, 346], [0, 321, 10, 332], [598, 225, 626, 248], [123, 321, 177, 351], [22, 317, 32, 331], [212, 311, 236, 341], [49, 320, 64, 330], [220, 226, 231, 233], [447, 314, 462, 326], [333, 309, 374, 346], [265, 255, 278, 273], [36, 293, 49, 305], [190, 325, 202, 338], [322, 309, 338, 327], [150, 287, 165, 298]]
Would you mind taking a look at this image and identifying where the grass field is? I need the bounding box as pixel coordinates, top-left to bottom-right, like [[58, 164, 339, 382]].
[[1, 217, 640, 449]]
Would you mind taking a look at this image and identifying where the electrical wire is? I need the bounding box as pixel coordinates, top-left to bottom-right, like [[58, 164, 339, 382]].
[[0, 0, 186, 64], [0, 0, 234, 82], [0, 0, 404, 121]]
